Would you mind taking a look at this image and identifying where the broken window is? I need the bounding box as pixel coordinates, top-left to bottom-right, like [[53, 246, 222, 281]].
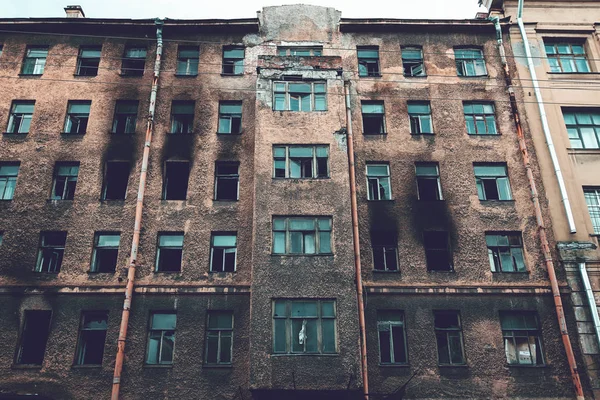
[[366, 164, 391, 200], [217, 101, 242, 134], [155, 233, 183, 272], [273, 216, 332, 255], [176, 46, 199, 76], [273, 299, 336, 354], [273, 145, 329, 179], [222, 46, 244, 75], [214, 162, 239, 201], [357, 46, 380, 77], [500, 312, 544, 365], [0, 162, 20, 200], [91, 232, 120, 273], [74, 311, 108, 365], [434, 311, 465, 365], [35, 231, 67, 273], [210, 233, 237, 272], [205, 311, 234, 364], [361, 101, 386, 134], [402, 46, 425, 77], [111, 100, 138, 134], [102, 161, 129, 200], [51, 162, 79, 200], [64, 101, 91, 134], [377, 310, 407, 364], [278, 46, 323, 56], [474, 163, 512, 201], [486, 232, 526, 273], [146, 312, 176, 365], [121, 47, 146, 76], [21, 46, 48, 75], [423, 231, 453, 272], [372, 232, 398, 272], [464, 102, 497, 135], [273, 81, 326, 112], [455, 48, 487, 77], [408, 102, 433, 134], [584, 187, 600, 234], [170, 101, 194, 134], [545, 41, 590, 73], [416, 163, 443, 201], [162, 161, 189, 200], [7, 100, 35, 134], [76, 46, 101, 76], [16, 310, 52, 365], [563, 109, 600, 149]]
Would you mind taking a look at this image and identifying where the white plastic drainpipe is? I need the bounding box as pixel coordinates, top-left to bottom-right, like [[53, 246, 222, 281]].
[[579, 262, 600, 353], [517, 0, 577, 233]]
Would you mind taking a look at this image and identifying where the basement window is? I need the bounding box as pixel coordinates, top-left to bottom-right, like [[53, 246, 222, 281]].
[[16, 310, 52, 365], [273, 145, 329, 179], [76, 46, 101, 76], [214, 162, 239, 201], [278, 46, 323, 56], [155, 233, 184, 273], [0, 162, 20, 200], [455, 48, 487, 77], [205, 311, 234, 365], [210, 233, 237, 273], [416, 163, 443, 201], [7, 100, 35, 134], [434, 311, 465, 365], [51, 162, 79, 200], [91, 232, 120, 273], [474, 163, 512, 201], [102, 161, 129, 200], [408, 102, 433, 134], [486, 232, 526, 273], [146, 312, 176, 365], [423, 231, 453, 272], [357, 46, 380, 77], [545, 41, 590, 73], [377, 310, 407, 365], [169, 101, 194, 134], [273, 81, 327, 112], [464, 102, 497, 135], [563, 109, 600, 149], [222, 46, 244, 75], [21, 46, 48, 75], [272, 216, 332, 255], [366, 163, 391, 201], [111, 100, 138, 134], [35, 231, 67, 273], [371, 232, 398, 272], [362, 101, 386, 134], [121, 47, 146, 76], [402, 46, 425, 77], [162, 161, 189, 200], [500, 312, 545, 365], [63, 101, 91, 134], [74, 311, 108, 365], [176, 46, 199, 76], [217, 101, 242, 134]]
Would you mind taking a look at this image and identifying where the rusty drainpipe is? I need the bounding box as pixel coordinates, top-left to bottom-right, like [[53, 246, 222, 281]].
[[111, 18, 164, 400], [490, 16, 585, 400], [344, 79, 369, 400]]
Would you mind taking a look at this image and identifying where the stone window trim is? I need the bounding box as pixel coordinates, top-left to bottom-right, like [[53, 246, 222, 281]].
[[485, 231, 527, 273], [454, 47, 488, 77], [273, 81, 327, 112], [273, 145, 329, 179], [0, 162, 20, 201], [544, 39, 591, 74], [272, 216, 333, 255], [74, 311, 108, 366], [402, 46, 426, 77], [205, 311, 234, 365], [75, 45, 101, 77], [366, 163, 392, 201], [6, 100, 35, 134], [377, 310, 408, 365], [434, 310, 466, 366], [176, 45, 199, 76], [499, 311, 545, 366], [21, 46, 48, 76], [145, 312, 176, 365]]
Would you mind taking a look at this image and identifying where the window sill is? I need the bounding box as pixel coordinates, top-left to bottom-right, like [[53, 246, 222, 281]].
[[491, 271, 529, 274], [217, 132, 243, 136], [221, 73, 244, 77], [373, 269, 399, 273], [467, 133, 501, 137], [213, 199, 239, 202], [417, 199, 444, 202], [506, 363, 547, 368], [174, 74, 198, 78], [3, 132, 29, 136], [427, 270, 455, 273], [143, 364, 173, 368], [438, 364, 468, 368], [209, 270, 236, 274], [272, 177, 331, 181], [47, 199, 74, 203], [547, 72, 600, 78], [109, 131, 136, 135], [405, 74, 427, 78], [457, 74, 489, 79], [271, 253, 334, 257], [61, 132, 86, 135], [479, 200, 515, 204], [100, 199, 126, 204], [359, 74, 382, 78], [154, 270, 182, 274], [12, 364, 42, 369], [363, 133, 388, 136], [367, 199, 394, 202], [119, 73, 144, 78], [272, 110, 328, 113], [271, 353, 339, 357], [73, 74, 98, 78], [411, 132, 434, 136], [18, 74, 43, 77], [203, 364, 233, 368], [88, 271, 116, 274], [166, 132, 194, 135], [72, 364, 102, 369], [378, 363, 410, 368], [567, 148, 600, 155]]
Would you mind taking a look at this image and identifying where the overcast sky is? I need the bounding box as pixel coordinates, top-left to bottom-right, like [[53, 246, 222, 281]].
[[3, 0, 488, 20]]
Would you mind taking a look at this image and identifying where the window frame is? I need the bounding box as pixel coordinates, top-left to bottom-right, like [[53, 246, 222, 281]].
[[544, 40, 590, 73], [455, 47, 487, 77], [111, 100, 138, 134], [473, 163, 512, 201], [377, 310, 408, 365], [500, 311, 545, 366], [434, 310, 466, 366], [214, 161, 240, 201], [90, 232, 121, 273], [273, 81, 327, 112], [217, 101, 242, 134], [486, 232, 527, 273], [35, 231, 67, 273], [210, 232, 237, 273], [371, 232, 399, 272], [7, 100, 35, 134], [76, 46, 101, 76], [155, 232, 184, 273], [145, 312, 177, 365], [366, 163, 392, 201], [74, 311, 108, 366], [63, 100, 91, 135], [402, 46, 426, 77], [277, 46, 323, 56], [169, 101, 195, 134], [205, 311, 234, 365], [0, 162, 20, 200], [51, 162, 79, 200], [273, 145, 329, 179], [408, 101, 433, 134], [222, 46, 244, 76], [361, 101, 386, 135], [563, 109, 600, 149], [21, 46, 48, 75], [272, 216, 333, 255], [121, 46, 147, 77], [584, 187, 600, 234], [176, 45, 199, 76], [357, 46, 381, 77], [463, 102, 497, 135], [415, 162, 443, 201]]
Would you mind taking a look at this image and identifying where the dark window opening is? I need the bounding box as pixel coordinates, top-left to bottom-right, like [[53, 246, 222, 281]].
[[91, 233, 120, 273], [362, 101, 386, 135], [170, 101, 194, 134], [435, 311, 465, 365], [51, 162, 79, 200], [75, 311, 108, 365], [111, 100, 138, 134], [214, 162, 239, 201], [102, 161, 129, 201], [424, 231, 453, 271], [372, 232, 398, 272], [210, 233, 237, 272], [162, 162, 189, 200], [76, 46, 101, 76], [16, 310, 52, 365], [474, 164, 512, 201], [35, 232, 67, 273], [121, 47, 146, 76], [222, 46, 244, 75], [357, 47, 380, 77], [155, 233, 183, 272], [0, 162, 20, 200]]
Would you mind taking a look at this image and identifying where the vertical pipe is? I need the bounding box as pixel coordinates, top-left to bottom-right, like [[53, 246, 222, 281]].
[[491, 16, 584, 400], [111, 19, 164, 400], [579, 262, 600, 352], [344, 80, 369, 400]]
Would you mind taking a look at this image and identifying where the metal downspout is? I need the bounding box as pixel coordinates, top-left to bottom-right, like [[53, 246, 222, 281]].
[[111, 19, 164, 400], [516, 0, 576, 233], [490, 16, 584, 400], [344, 80, 369, 400], [579, 262, 600, 353]]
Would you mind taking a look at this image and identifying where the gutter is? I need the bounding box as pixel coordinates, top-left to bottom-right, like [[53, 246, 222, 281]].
[[579, 262, 600, 356]]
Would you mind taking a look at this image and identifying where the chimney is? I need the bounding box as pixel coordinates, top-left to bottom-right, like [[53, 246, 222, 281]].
[[64, 5, 85, 18]]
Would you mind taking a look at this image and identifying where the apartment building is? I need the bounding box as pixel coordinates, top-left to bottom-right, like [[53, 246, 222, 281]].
[[0, 4, 589, 399]]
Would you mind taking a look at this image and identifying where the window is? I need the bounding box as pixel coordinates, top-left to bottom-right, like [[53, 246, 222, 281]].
[[63, 101, 91, 134], [273, 216, 332, 255], [21, 46, 48, 75], [74, 311, 108, 365], [170, 101, 194, 134], [278, 46, 323, 56], [584, 188, 600, 234], [51, 162, 79, 200], [111, 100, 138, 134], [121, 47, 146, 76], [222, 46, 244, 75], [217, 101, 242, 134], [102, 161, 129, 200], [16, 310, 52, 365], [408, 102, 433, 134], [416, 163, 442, 201], [210, 233, 237, 272], [563, 110, 600, 149], [464, 102, 497, 135], [0, 162, 19, 200], [205, 312, 233, 364], [146, 312, 176, 365], [474, 163, 512, 201], [434, 311, 465, 365], [35, 232, 67, 273], [455, 48, 487, 77], [486, 232, 526, 273], [500, 312, 544, 365], [402, 46, 425, 77], [366, 164, 391, 201], [176, 46, 199, 76], [377, 310, 407, 364], [7, 101, 34, 134], [91, 233, 120, 273], [162, 161, 189, 200], [0, 45, 3, 57], [424, 231, 453, 272], [362, 101, 386, 134], [357, 46, 380, 77], [372, 232, 398, 272], [545, 41, 590, 73], [214, 162, 239, 201], [76, 46, 101, 76], [273, 299, 336, 354], [273, 81, 326, 112], [155, 233, 183, 272], [273, 145, 328, 179]]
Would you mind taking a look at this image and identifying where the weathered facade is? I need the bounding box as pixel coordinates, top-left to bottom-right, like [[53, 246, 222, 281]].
[[0, 4, 591, 399]]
